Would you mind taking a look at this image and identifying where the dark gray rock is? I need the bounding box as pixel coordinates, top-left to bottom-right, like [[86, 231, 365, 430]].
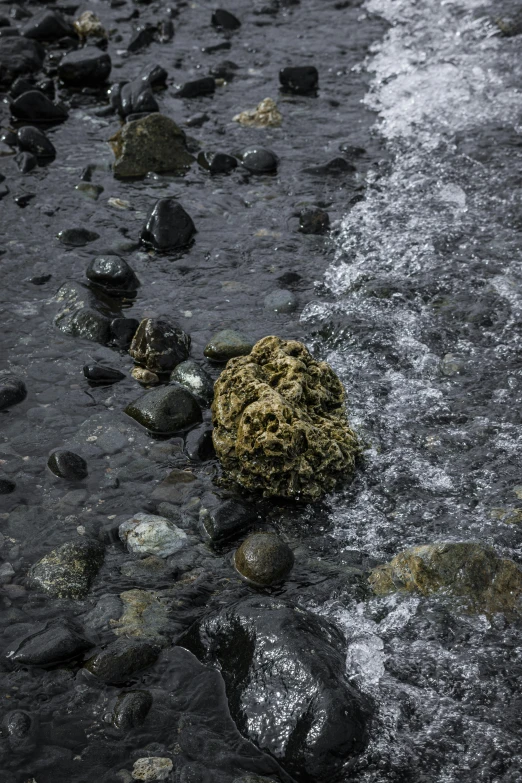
[[5, 620, 91, 665], [170, 359, 214, 405], [3, 711, 32, 740], [109, 113, 194, 178], [304, 157, 356, 175], [139, 63, 168, 87], [128, 25, 156, 52], [130, 318, 191, 374], [83, 638, 159, 683], [204, 329, 254, 362], [140, 198, 196, 251], [119, 79, 159, 118], [53, 281, 115, 344], [239, 147, 278, 174], [125, 384, 202, 435], [183, 596, 371, 782], [176, 77, 216, 99], [58, 228, 99, 247], [198, 493, 257, 544], [298, 206, 330, 234], [211, 9, 241, 30], [234, 533, 294, 586], [15, 151, 37, 173], [86, 255, 139, 293], [0, 36, 38, 81], [17, 125, 55, 158], [22, 10, 73, 41], [83, 364, 125, 384], [11, 91, 68, 122], [58, 47, 111, 87], [112, 690, 153, 730], [198, 151, 237, 175], [209, 60, 239, 80], [29, 540, 105, 599], [185, 425, 215, 461], [279, 65, 318, 95], [111, 316, 140, 348], [0, 375, 27, 410], [263, 289, 297, 313], [48, 450, 88, 480]]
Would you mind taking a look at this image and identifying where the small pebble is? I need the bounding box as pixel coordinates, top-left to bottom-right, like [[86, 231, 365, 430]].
[[279, 65, 318, 95], [234, 532, 294, 586], [83, 364, 125, 384], [132, 757, 173, 782], [239, 146, 278, 174], [47, 450, 88, 481], [211, 9, 241, 30], [176, 77, 215, 99], [131, 367, 160, 385]]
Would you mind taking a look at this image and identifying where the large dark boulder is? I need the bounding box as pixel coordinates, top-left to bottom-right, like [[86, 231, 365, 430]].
[[182, 595, 371, 782]]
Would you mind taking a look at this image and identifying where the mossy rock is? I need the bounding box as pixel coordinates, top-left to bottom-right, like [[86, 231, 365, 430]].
[[211, 335, 360, 501], [369, 542, 522, 616]]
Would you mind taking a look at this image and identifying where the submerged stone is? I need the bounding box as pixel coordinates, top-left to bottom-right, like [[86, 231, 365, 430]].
[[0, 375, 27, 411], [53, 281, 115, 344], [112, 690, 153, 730], [109, 114, 194, 178], [239, 146, 278, 174], [204, 329, 254, 362], [197, 150, 238, 175], [5, 620, 90, 665], [299, 206, 330, 234], [263, 289, 297, 313], [140, 198, 196, 251], [125, 384, 202, 434], [48, 450, 88, 480], [129, 317, 191, 373], [234, 532, 294, 586], [84, 638, 159, 683], [119, 512, 189, 557], [369, 542, 522, 616], [212, 335, 360, 500], [132, 757, 173, 782], [183, 595, 370, 782], [279, 65, 318, 95], [29, 540, 105, 599], [58, 47, 111, 87]]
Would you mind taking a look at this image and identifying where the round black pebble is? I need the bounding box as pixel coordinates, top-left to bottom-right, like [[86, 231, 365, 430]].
[[86, 255, 139, 292], [234, 532, 294, 587], [140, 197, 196, 251], [11, 91, 68, 122], [239, 147, 278, 174], [48, 451, 88, 481], [17, 125, 55, 158], [211, 9, 241, 30], [83, 364, 125, 384], [279, 65, 318, 95], [0, 376, 27, 411]]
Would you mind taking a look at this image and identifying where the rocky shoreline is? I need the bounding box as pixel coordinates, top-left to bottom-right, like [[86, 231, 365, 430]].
[[1, 0, 522, 782]]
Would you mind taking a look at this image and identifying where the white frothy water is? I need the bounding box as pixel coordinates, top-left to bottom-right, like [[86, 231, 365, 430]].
[[304, 1, 522, 779]]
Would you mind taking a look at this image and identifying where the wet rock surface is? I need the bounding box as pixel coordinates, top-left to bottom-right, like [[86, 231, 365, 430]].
[[140, 197, 196, 251], [28, 540, 105, 599], [212, 336, 360, 499], [183, 595, 371, 782], [129, 318, 190, 374], [109, 113, 194, 178], [234, 533, 294, 586], [58, 47, 111, 87], [125, 384, 202, 434], [47, 449, 88, 480]]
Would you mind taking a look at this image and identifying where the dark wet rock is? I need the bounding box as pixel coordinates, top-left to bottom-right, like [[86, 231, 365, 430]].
[[212, 336, 360, 500], [48, 450, 88, 480], [158, 18, 175, 42], [299, 206, 330, 234], [130, 318, 191, 374], [185, 425, 215, 461], [186, 112, 209, 128], [5, 620, 91, 665], [176, 77, 216, 99], [29, 539, 105, 599], [234, 533, 294, 586], [128, 24, 156, 52], [170, 360, 214, 405], [58, 47, 111, 87], [53, 281, 114, 344], [140, 197, 196, 251], [15, 151, 37, 173], [204, 329, 254, 362], [495, 12, 522, 37], [83, 364, 125, 384], [111, 316, 140, 348], [30, 273, 52, 285], [9, 77, 35, 99], [3, 711, 32, 740], [264, 289, 297, 313], [0, 475, 16, 494], [1, 128, 18, 146], [339, 142, 366, 157], [76, 182, 103, 200], [198, 150, 238, 175], [183, 595, 370, 782], [279, 65, 318, 95], [211, 9, 241, 30], [11, 91, 68, 123], [202, 40, 232, 53], [198, 493, 257, 544], [17, 125, 55, 158], [0, 375, 27, 411], [109, 113, 194, 178], [304, 157, 356, 175], [125, 384, 202, 435], [58, 228, 100, 247], [139, 63, 168, 88], [22, 10, 73, 41], [112, 690, 153, 730], [150, 468, 197, 504], [15, 193, 36, 208], [86, 255, 140, 293], [119, 79, 159, 118], [209, 60, 239, 80], [83, 638, 159, 683], [239, 147, 278, 174], [369, 541, 522, 616]]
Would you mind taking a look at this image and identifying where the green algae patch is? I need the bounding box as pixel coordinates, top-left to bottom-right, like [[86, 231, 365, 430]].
[[369, 542, 522, 617], [211, 335, 360, 501]]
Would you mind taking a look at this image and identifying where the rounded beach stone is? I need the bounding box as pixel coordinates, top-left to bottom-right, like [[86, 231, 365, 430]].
[[234, 533, 294, 586], [47, 450, 88, 480]]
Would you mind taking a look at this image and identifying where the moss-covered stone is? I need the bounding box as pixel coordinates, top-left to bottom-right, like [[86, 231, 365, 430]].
[[234, 533, 294, 586], [109, 114, 194, 178], [211, 335, 360, 500], [369, 542, 522, 616], [28, 540, 105, 599]]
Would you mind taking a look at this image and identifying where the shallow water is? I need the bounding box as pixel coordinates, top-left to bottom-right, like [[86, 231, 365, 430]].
[[1, 0, 522, 780]]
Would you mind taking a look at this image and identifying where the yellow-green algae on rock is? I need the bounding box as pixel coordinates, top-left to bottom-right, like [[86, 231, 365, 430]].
[[369, 542, 522, 616], [211, 335, 360, 500]]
